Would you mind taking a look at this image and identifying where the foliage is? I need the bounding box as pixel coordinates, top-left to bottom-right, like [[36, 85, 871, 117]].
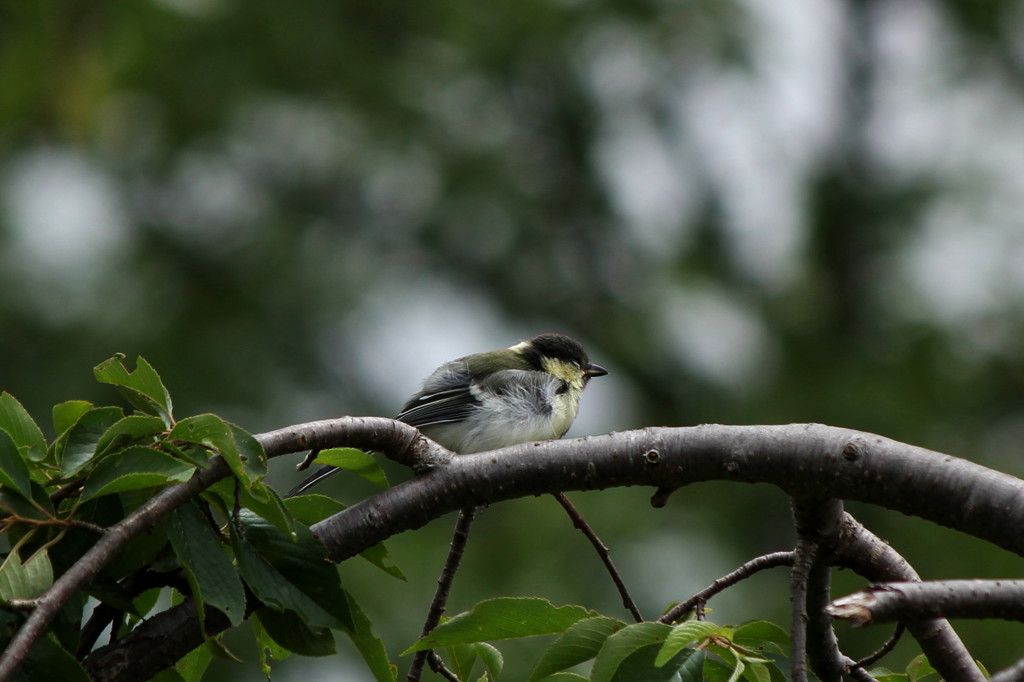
[[0, 355, 815, 682]]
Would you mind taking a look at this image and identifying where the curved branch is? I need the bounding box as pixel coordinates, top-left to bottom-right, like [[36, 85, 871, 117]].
[[658, 551, 794, 624], [0, 417, 432, 682], [54, 422, 1018, 681], [834, 514, 984, 682], [310, 424, 1024, 561]]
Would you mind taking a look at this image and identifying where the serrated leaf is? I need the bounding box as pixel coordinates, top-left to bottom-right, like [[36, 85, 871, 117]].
[[475, 642, 503, 680], [529, 616, 625, 681], [52, 401, 93, 437], [93, 355, 173, 426], [590, 622, 673, 682], [174, 640, 213, 682], [406, 598, 599, 653], [167, 501, 246, 627], [677, 648, 706, 682], [655, 620, 726, 667], [60, 406, 124, 478], [95, 415, 166, 457], [313, 448, 388, 488], [252, 615, 291, 676], [343, 589, 398, 682], [744, 662, 772, 682], [0, 548, 52, 601], [170, 415, 265, 484], [284, 495, 404, 579], [231, 510, 352, 631], [733, 621, 790, 651], [22, 633, 90, 682], [80, 446, 195, 501], [254, 607, 336, 657], [0, 429, 32, 500], [906, 655, 937, 682], [0, 392, 47, 462]]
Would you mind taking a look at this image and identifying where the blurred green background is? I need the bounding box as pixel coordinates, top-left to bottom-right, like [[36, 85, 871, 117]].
[[4, 0, 1024, 678]]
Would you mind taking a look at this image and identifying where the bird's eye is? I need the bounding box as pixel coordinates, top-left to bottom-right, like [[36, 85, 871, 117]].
[[556, 380, 570, 395]]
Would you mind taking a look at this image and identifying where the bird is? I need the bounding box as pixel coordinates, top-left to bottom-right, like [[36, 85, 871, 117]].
[[287, 333, 607, 496]]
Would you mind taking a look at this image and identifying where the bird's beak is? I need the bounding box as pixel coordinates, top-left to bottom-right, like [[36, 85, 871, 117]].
[[585, 363, 608, 378]]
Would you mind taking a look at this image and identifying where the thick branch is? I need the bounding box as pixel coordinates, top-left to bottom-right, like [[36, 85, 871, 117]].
[[64, 422, 1017, 681], [311, 424, 1024, 562], [834, 514, 984, 682], [828, 580, 1024, 625], [790, 498, 845, 682]]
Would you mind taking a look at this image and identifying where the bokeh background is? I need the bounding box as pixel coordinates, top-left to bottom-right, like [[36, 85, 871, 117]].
[[4, 0, 1024, 678]]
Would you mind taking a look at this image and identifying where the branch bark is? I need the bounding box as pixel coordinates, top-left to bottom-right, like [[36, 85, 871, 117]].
[[828, 580, 1024, 625], [17, 421, 1018, 681]]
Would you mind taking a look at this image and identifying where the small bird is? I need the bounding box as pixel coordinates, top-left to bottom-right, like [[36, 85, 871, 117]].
[[288, 333, 607, 496]]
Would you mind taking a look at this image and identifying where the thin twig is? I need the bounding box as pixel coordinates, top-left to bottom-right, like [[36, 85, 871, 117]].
[[659, 551, 795, 624], [853, 622, 905, 670], [49, 478, 85, 505], [551, 492, 643, 622], [295, 448, 321, 472], [426, 651, 460, 681], [407, 507, 476, 682]]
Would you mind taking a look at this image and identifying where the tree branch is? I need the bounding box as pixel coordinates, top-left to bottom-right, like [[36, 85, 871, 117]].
[[828, 580, 1024, 625], [408, 507, 476, 682], [834, 514, 985, 682], [658, 551, 794, 624], [552, 492, 642, 622], [310, 424, 1024, 562], [60, 422, 1017, 681], [789, 498, 844, 682], [0, 417, 431, 682]]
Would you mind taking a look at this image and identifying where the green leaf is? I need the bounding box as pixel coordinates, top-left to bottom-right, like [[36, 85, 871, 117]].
[[52, 401, 93, 437], [448, 642, 479, 681], [906, 655, 938, 681], [60, 406, 124, 478], [590, 622, 673, 682], [677, 648, 707, 682], [174, 641, 213, 682], [704, 655, 741, 682], [343, 589, 398, 682], [537, 675, 589, 682], [95, 415, 166, 457], [284, 492, 347, 524], [252, 615, 291, 676], [170, 414, 265, 484], [80, 446, 195, 501], [0, 548, 53, 601], [0, 392, 47, 462], [529, 616, 625, 681], [475, 642, 503, 680], [615, 643, 700, 682], [655, 620, 726, 667], [254, 607, 336, 657], [231, 510, 352, 631], [405, 598, 600, 653], [0, 429, 33, 500], [93, 355, 174, 426], [313, 448, 389, 488], [284, 495, 404, 579], [22, 633, 90, 682], [733, 621, 790, 653], [167, 501, 246, 627], [744, 661, 772, 682]]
